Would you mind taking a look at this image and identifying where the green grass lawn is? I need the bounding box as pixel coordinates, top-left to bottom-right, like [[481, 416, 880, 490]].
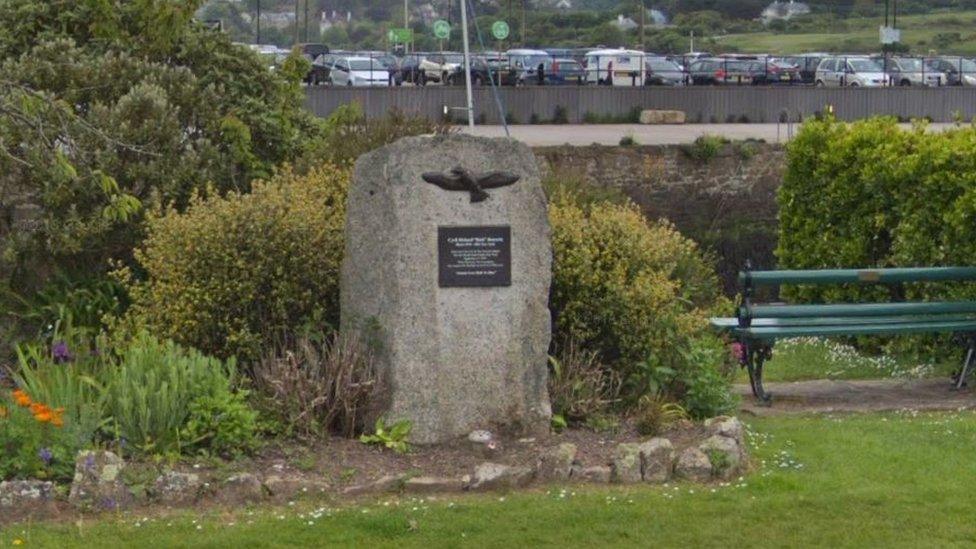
[[734, 337, 958, 384], [7, 411, 976, 547], [719, 10, 976, 55]]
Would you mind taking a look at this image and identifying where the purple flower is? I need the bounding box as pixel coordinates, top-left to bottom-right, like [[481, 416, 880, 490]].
[[38, 447, 53, 465], [52, 341, 72, 364]]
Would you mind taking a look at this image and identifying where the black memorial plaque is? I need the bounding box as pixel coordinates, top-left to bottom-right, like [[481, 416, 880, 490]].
[[438, 226, 512, 287]]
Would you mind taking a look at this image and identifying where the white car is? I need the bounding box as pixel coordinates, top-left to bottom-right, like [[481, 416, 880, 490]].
[[815, 57, 890, 87], [419, 53, 464, 84], [329, 57, 390, 87]]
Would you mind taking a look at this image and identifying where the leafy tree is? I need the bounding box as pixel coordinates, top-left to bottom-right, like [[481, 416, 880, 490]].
[[0, 0, 319, 301]]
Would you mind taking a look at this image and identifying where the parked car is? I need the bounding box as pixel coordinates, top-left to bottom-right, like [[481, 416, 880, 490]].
[[419, 52, 464, 84], [391, 55, 427, 85], [584, 48, 646, 86], [688, 58, 759, 85], [871, 56, 946, 86], [815, 56, 890, 87], [447, 54, 518, 86], [750, 59, 802, 85], [542, 58, 586, 85], [924, 56, 976, 86], [295, 43, 331, 84], [329, 57, 390, 87], [645, 56, 686, 86], [778, 54, 827, 84], [505, 49, 552, 85]]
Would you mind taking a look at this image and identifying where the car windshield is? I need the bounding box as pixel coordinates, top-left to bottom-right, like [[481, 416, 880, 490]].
[[648, 59, 679, 71], [849, 59, 882, 72], [349, 59, 385, 71], [524, 55, 550, 66], [897, 58, 923, 71], [963, 59, 976, 71]]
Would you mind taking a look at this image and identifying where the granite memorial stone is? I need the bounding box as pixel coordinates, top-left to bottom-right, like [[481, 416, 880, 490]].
[[341, 134, 552, 444]]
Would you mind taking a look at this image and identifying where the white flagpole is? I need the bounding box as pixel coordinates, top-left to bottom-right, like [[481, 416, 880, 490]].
[[460, 0, 475, 128]]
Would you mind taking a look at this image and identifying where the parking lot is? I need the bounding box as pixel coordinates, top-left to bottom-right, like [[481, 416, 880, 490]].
[[269, 43, 976, 89]]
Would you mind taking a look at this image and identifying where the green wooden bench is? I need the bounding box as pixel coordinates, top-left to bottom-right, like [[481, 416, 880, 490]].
[[710, 266, 976, 404]]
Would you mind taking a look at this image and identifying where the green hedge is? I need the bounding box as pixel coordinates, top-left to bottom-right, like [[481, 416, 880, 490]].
[[777, 117, 976, 305]]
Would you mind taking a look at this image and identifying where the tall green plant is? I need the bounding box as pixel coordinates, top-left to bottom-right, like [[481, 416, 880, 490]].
[[103, 334, 254, 456]]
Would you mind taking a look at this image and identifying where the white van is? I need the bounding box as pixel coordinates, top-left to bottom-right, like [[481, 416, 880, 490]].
[[585, 49, 646, 86], [505, 49, 552, 84]]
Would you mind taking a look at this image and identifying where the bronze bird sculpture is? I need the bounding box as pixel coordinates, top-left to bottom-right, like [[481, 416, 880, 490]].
[[422, 166, 520, 203]]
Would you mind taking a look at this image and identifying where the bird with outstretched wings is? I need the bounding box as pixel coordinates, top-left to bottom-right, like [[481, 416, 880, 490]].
[[422, 166, 520, 203]]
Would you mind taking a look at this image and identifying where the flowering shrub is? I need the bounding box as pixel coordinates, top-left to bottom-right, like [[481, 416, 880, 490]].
[[548, 189, 733, 412], [0, 388, 85, 481], [119, 166, 349, 361]]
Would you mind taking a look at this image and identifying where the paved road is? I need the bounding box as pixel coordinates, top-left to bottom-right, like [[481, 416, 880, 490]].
[[735, 378, 975, 416], [463, 123, 958, 146]]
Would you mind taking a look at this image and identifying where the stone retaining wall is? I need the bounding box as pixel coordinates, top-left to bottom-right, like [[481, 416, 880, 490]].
[[534, 143, 785, 293]]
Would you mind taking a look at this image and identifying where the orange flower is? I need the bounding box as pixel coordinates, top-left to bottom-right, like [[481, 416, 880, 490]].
[[12, 389, 31, 407], [30, 402, 48, 416], [51, 415, 64, 428], [35, 410, 52, 423]]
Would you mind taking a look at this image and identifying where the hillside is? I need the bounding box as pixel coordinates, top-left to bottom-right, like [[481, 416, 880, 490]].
[[718, 9, 976, 55]]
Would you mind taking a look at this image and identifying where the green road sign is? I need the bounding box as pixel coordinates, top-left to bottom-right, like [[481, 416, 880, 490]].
[[388, 28, 413, 43], [433, 20, 451, 40], [491, 20, 510, 41]]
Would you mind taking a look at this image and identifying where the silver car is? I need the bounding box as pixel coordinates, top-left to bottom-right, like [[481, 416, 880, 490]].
[[329, 57, 390, 87], [872, 56, 946, 87], [815, 57, 890, 87]]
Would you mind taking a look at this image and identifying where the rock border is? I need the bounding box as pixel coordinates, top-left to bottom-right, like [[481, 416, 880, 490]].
[[1, 417, 749, 519]]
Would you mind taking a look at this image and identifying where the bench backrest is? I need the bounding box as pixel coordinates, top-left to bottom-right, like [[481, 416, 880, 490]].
[[737, 266, 976, 327]]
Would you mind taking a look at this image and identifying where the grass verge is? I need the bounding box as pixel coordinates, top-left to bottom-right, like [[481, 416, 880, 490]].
[[6, 411, 976, 547]]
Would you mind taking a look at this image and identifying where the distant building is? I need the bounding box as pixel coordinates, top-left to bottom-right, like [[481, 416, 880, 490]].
[[614, 14, 638, 32], [761, 1, 811, 23]]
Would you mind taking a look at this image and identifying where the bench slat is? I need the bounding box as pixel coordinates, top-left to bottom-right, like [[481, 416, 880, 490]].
[[712, 314, 976, 330], [720, 319, 976, 341], [741, 267, 976, 287], [742, 301, 976, 319]]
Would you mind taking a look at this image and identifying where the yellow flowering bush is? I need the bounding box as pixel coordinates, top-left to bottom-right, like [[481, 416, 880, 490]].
[[120, 165, 349, 361], [549, 191, 733, 412]]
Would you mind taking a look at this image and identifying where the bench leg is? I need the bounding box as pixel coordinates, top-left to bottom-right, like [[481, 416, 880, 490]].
[[746, 342, 773, 405], [954, 339, 976, 390]]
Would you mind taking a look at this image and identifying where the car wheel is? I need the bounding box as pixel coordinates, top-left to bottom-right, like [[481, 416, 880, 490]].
[[849, 82, 859, 87], [346, 81, 353, 87], [815, 80, 825, 87], [900, 79, 911, 86]]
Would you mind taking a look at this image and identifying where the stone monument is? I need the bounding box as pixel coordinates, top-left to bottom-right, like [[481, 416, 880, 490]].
[[341, 134, 552, 444]]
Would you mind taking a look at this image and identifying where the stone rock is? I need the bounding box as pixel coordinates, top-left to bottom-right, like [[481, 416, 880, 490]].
[[469, 462, 534, 490], [705, 416, 745, 445], [0, 480, 55, 510], [265, 475, 330, 500], [611, 443, 643, 484], [639, 109, 686, 125], [536, 443, 577, 482], [68, 450, 133, 511], [674, 447, 712, 482], [403, 476, 467, 494], [699, 435, 743, 480], [153, 472, 201, 505], [342, 134, 552, 444], [639, 438, 674, 483], [576, 466, 612, 484], [342, 474, 405, 495], [468, 430, 500, 458], [217, 473, 266, 505]]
